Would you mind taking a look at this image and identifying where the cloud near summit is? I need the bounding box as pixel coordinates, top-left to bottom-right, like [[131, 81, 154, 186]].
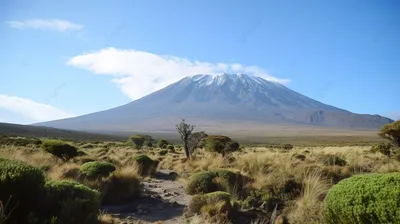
[[67, 48, 290, 100]]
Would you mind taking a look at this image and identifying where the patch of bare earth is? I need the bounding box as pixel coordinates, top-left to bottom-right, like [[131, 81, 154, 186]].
[[103, 169, 191, 224]]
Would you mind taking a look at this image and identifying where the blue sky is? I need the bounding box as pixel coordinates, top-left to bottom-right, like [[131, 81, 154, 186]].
[[0, 0, 398, 124]]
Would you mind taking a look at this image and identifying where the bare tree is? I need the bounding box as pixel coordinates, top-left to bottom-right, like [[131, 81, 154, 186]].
[[176, 119, 206, 159]]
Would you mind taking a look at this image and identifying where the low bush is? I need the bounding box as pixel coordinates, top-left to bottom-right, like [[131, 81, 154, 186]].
[[203, 135, 240, 155], [41, 139, 78, 161], [157, 139, 169, 149], [128, 135, 154, 149], [158, 149, 168, 156], [0, 136, 42, 147], [167, 144, 175, 152], [42, 180, 101, 224], [323, 173, 400, 224], [80, 161, 116, 178], [0, 159, 45, 223], [371, 142, 393, 158], [186, 169, 244, 195], [134, 155, 157, 176], [241, 189, 282, 212]]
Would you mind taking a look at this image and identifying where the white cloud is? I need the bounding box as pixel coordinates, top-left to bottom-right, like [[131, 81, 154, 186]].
[[68, 47, 290, 100], [0, 94, 75, 122], [6, 19, 83, 32]]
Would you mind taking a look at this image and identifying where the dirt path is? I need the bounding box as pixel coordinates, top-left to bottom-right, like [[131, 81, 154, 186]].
[[103, 169, 191, 224]]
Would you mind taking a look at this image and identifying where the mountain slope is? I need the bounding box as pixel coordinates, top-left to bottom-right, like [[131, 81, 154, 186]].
[[35, 74, 393, 132]]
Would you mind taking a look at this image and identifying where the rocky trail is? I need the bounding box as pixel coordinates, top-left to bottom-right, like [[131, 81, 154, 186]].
[[103, 169, 191, 224]]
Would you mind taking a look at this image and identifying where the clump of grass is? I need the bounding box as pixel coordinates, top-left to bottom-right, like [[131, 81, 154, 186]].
[[287, 168, 331, 224]]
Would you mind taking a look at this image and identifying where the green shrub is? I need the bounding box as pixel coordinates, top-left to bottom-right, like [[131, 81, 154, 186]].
[[134, 155, 156, 176], [0, 136, 42, 147], [167, 144, 175, 151], [41, 139, 78, 161], [42, 180, 101, 224], [158, 149, 168, 156], [322, 154, 347, 166], [157, 139, 169, 149], [79, 161, 116, 178], [323, 173, 400, 224], [186, 169, 243, 195], [241, 189, 282, 212], [371, 142, 393, 158], [128, 135, 154, 149], [0, 159, 45, 224], [203, 135, 240, 155]]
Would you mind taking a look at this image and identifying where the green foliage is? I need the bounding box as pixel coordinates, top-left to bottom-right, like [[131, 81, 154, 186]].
[[158, 149, 168, 156], [321, 154, 347, 166], [167, 144, 175, 150], [42, 180, 101, 224], [378, 120, 400, 148], [188, 191, 232, 214], [134, 155, 156, 176], [0, 135, 42, 147], [371, 142, 393, 158], [323, 173, 400, 224], [204, 135, 240, 155], [79, 161, 116, 178], [186, 169, 244, 195], [0, 159, 45, 224], [128, 135, 154, 149], [157, 139, 169, 149], [241, 189, 281, 212], [41, 139, 78, 161]]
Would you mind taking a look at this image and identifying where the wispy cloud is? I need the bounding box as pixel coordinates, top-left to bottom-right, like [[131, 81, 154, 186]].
[[67, 48, 290, 100], [0, 94, 75, 122], [6, 19, 83, 32]]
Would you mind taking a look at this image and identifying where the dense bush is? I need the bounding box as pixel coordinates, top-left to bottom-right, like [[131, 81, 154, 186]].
[[134, 155, 157, 176], [203, 135, 240, 155], [128, 135, 154, 149], [0, 159, 45, 224], [321, 154, 347, 166], [186, 169, 244, 195], [323, 173, 400, 224], [166, 144, 175, 151], [79, 161, 116, 178], [371, 142, 393, 158], [158, 149, 168, 156], [42, 180, 101, 224], [157, 139, 169, 149], [41, 139, 78, 161], [0, 136, 42, 147], [241, 189, 282, 212]]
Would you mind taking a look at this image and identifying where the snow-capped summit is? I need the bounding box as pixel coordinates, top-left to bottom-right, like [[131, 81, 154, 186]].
[[35, 74, 393, 133]]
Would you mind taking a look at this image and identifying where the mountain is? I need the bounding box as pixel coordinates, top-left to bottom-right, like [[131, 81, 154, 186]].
[[35, 74, 393, 134]]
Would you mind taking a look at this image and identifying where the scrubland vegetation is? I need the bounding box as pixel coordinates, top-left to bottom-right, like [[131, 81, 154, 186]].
[[0, 120, 399, 224]]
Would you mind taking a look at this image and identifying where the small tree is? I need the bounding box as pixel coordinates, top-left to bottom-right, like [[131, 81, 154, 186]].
[[378, 120, 400, 148], [176, 119, 195, 159], [176, 119, 207, 159]]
